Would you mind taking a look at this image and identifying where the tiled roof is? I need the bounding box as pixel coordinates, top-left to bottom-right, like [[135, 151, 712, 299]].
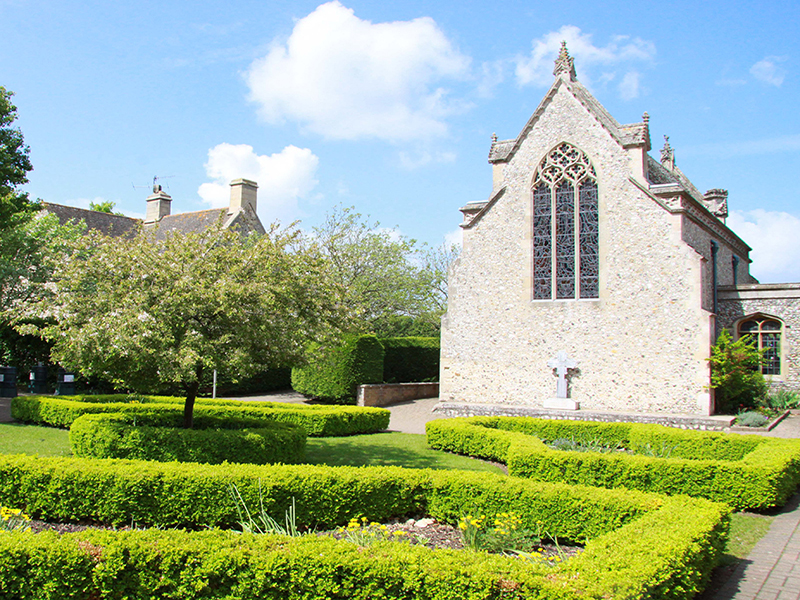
[[153, 209, 229, 240], [42, 203, 140, 237]]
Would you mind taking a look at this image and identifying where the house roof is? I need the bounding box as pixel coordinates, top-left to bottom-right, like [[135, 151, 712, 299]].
[[42, 203, 140, 237]]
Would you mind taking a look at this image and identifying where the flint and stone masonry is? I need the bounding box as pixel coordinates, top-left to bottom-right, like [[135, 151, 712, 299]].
[[440, 44, 799, 417]]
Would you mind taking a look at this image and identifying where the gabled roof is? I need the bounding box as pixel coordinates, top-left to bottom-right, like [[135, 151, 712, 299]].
[[42, 202, 139, 237], [488, 76, 651, 164], [153, 208, 229, 240]]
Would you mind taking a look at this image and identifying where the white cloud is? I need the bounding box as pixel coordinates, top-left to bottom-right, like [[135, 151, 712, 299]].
[[245, 1, 470, 142], [515, 25, 655, 99], [750, 56, 787, 86], [727, 209, 800, 283], [618, 71, 641, 101], [198, 143, 319, 224]]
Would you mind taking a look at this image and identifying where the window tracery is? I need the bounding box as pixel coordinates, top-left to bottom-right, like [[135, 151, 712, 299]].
[[737, 315, 783, 376], [532, 143, 599, 300]]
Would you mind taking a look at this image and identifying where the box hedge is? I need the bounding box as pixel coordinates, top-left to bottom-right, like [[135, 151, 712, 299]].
[[291, 334, 385, 404], [0, 453, 728, 599], [70, 413, 306, 465], [426, 417, 800, 510], [12, 394, 390, 437], [380, 336, 440, 383]]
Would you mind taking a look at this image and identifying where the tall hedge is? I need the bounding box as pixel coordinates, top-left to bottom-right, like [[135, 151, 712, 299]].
[[380, 337, 440, 383], [291, 335, 384, 404]]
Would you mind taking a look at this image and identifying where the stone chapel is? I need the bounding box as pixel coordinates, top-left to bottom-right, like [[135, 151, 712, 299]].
[[439, 43, 800, 417]]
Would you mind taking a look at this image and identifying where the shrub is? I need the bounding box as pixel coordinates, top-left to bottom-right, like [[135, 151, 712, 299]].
[[709, 328, 767, 413], [762, 389, 800, 411], [0, 453, 729, 599], [427, 417, 800, 510], [380, 337, 440, 383], [736, 411, 769, 428], [69, 413, 306, 465], [291, 335, 384, 404], [11, 394, 390, 436]]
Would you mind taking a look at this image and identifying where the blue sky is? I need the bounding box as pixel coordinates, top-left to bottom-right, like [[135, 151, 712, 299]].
[[2, 0, 799, 282]]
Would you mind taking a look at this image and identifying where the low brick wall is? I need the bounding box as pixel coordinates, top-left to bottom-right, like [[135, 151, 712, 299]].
[[433, 401, 736, 431], [357, 383, 439, 407]]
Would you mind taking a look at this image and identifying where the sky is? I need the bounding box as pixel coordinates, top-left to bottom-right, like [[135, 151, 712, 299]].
[[1, 0, 799, 282]]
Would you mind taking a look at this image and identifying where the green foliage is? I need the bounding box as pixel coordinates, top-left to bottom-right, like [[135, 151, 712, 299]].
[[0, 506, 31, 532], [87, 200, 121, 214], [291, 334, 384, 403], [0, 454, 729, 600], [459, 512, 542, 554], [426, 417, 800, 510], [310, 206, 450, 335], [380, 336, 440, 382], [230, 487, 303, 536], [548, 437, 621, 454], [69, 412, 306, 465], [709, 328, 768, 413], [736, 411, 769, 428], [762, 389, 800, 410], [0, 87, 35, 230], [12, 394, 390, 437], [13, 223, 347, 427]]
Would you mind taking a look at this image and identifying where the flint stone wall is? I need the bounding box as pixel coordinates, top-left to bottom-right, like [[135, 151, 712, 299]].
[[441, 84, 754, 416]]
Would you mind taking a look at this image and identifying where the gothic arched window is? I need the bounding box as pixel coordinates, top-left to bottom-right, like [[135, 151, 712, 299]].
[[532, 143, 599, 300], [737, 315, 784, 376]]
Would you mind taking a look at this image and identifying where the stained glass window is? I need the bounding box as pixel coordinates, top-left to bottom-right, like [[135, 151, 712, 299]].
[[738, 316, 783, 376], [531, 143, 598, 300]]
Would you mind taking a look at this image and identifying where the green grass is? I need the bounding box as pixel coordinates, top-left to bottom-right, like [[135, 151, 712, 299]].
[[0, 424, 501, 473], [304, 432, 503, 472], [718, 512, 774, 566], [0, 423, 71, 457]]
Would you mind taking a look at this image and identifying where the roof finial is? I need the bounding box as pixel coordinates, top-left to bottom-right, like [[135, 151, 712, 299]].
[[661, 135, 675, 170], [642, 112, 649, 124], [553, 41, 576, 80], [491, 132, 498, 144]]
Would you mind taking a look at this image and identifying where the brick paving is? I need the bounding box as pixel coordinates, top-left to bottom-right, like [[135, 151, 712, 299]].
[[710, 491, 800, 600]]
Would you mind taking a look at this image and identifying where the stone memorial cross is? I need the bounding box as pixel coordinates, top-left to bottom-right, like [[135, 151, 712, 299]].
[[547, 351, 577, 398]]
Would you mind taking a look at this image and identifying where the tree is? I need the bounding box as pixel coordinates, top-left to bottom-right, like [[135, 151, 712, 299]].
[[89, 200, 123, 215], [0, 212, 86, 373], [0, 87, 35, 230], [15, 223, 346, 428], [708, 328, 767, 414], [311, 206, 444, 336]]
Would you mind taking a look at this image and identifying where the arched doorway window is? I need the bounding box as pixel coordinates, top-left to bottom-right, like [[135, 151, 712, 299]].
[[532, 142, 599, 300], [737, 315, 783, 376]]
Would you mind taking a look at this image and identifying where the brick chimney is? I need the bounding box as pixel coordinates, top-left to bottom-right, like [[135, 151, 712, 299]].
[[144, 184, 172, 224], [229, 179, 258, 214]]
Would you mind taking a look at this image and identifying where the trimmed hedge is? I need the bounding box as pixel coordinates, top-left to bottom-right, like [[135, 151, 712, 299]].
[[70, 413, 306, 465], [380, 336, 440, 383], [11, 394, 390, 437], [0, 453, 728, 599], [291, 335, 385, 404], [426, 417, 800, 510]]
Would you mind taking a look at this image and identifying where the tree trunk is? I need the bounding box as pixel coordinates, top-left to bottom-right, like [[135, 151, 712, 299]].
[[183, 364, 203, 429]]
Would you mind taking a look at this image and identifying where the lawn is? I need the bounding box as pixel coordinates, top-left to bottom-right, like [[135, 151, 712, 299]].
[[0, 423, 502, 473]]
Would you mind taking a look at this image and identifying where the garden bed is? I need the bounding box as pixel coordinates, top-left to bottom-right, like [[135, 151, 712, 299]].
[[0, 453, 729, 599], [426, 417, 800, 510]]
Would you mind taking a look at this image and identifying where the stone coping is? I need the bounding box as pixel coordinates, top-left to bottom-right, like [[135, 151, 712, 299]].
[[357, 382, 439, 408], [433, 401, 736, 431]]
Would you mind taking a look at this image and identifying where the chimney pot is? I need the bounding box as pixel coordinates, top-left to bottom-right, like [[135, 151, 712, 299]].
[[229, 179, 258, 214]]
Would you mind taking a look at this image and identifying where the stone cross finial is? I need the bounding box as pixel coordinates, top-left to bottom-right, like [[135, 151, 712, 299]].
[[660, 135, 675, 170], [547, 351, 577, 398], [553, 41, 576, 80]]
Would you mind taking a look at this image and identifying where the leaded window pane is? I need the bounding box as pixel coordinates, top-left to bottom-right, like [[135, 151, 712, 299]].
[[737, 317, 783, 376], [533, 183, 552, 300], [579, 180, 599, 299], [555, 181, 575, 299], [532, 142, 597, 301]]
